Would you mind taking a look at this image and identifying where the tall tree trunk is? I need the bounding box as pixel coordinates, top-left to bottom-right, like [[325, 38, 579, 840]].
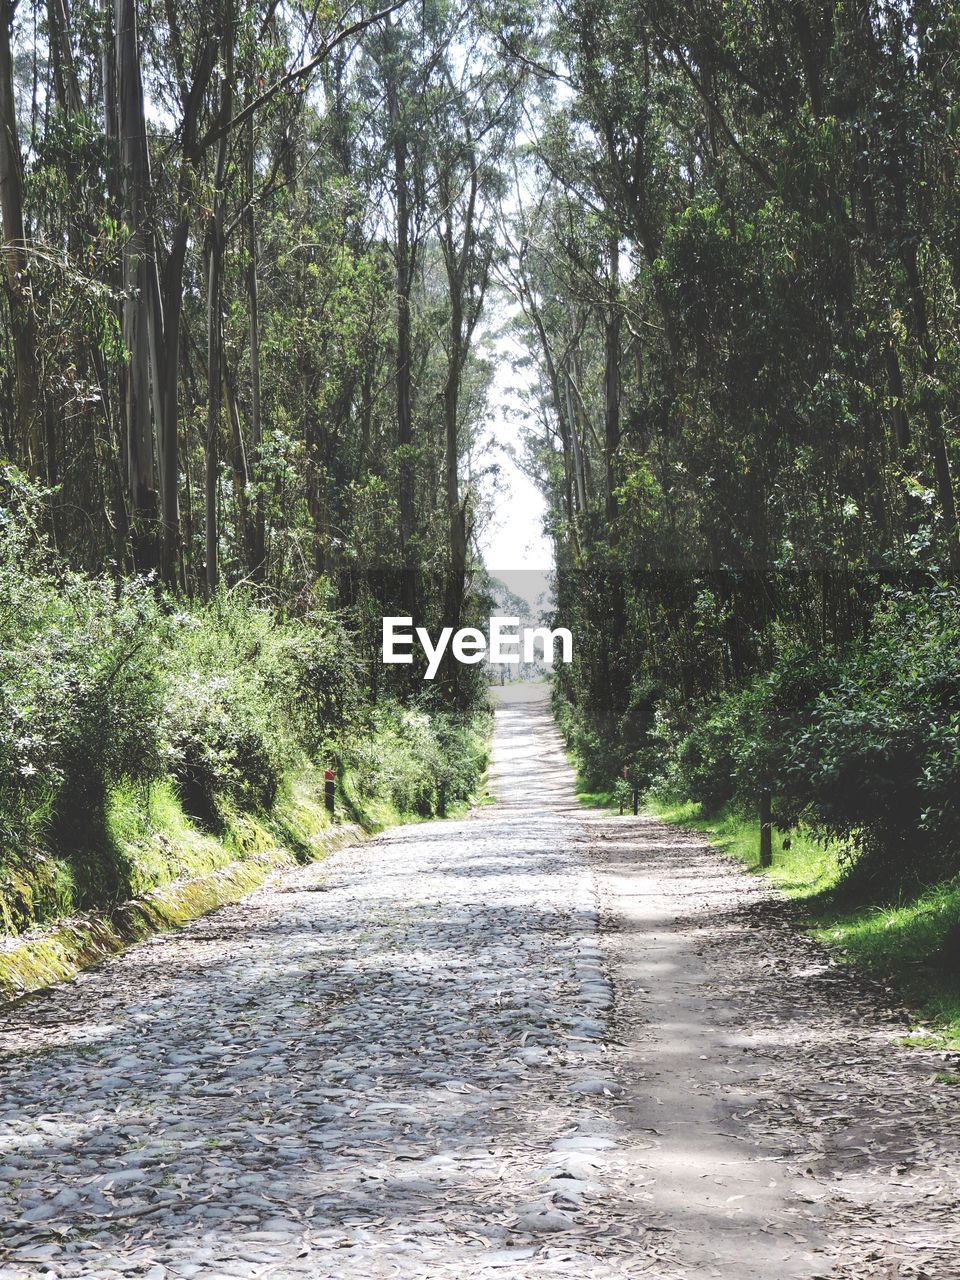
[[0, 0, 39, 467], [563, 371, 588, 516], [246, 111, 265, 580], [157, 36, 218, 590], [99, 0, 131, 561], [205, 195, 225, 594], [224, 361, 249, 550], [523, 289, 582, 554], [47, 0, 82, 115], [604, 231, 621, 523], [158, 218, 186, 587], [439, 156, 492, 670], [385, 16, 415, 582], [115, 0, 158, 568], [443, 287, 467, 632], [205, 9, 233, 594]]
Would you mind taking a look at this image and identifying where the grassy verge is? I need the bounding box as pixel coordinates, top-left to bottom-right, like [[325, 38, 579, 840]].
[[644, 797, 844, 899], [0, 770, 351, 1001], [1, 716, 493, 1002], [641, 796, 960, 1048]]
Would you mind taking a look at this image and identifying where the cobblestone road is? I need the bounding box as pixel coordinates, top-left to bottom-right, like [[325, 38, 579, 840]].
[[1, 687, 956, 1279], [0, 690, 663, 1279]]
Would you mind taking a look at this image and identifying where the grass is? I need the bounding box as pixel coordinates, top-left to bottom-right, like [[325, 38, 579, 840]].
[[107, 779, 239, 894], [644, 796, 845, 899], [810, 880, 960, 1047], [581, 786, 960, 1049], [575, 787, 622, 810], [1, 715, 493, 1001]]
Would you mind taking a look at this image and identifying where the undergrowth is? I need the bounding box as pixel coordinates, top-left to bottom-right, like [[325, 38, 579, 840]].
[[0, 475, 491, 941]]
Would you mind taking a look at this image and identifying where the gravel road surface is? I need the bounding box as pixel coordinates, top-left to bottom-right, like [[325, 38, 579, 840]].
[[1, 686, 957, 1278]]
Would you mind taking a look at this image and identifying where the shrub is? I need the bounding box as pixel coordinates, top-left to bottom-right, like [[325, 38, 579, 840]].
[[337, 701, 489, 820], [0, 471, 492, 929], [780, 589, 960, 884], [286, 611, 363, 753], [674, 690, 754, 814], [161, 598, 304, 820], [0, 475, 167, 915], [433, 708, 491, 811], [552, 682, 654, 794], [659, 588, 960, 887], [0, 559, 166, 849]]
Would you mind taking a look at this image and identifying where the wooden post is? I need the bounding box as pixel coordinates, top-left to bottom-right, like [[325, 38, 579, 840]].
[[632, 785, 639, 816], [760, 788, 772, 867], [324, 768, 336, 816]]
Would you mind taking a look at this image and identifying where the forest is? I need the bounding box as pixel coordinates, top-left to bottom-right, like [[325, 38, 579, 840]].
[[4, 6, 960, 1272], [522, 2, 960, 903], [0, 0, 510, 939], [2, 0, 960, 996]]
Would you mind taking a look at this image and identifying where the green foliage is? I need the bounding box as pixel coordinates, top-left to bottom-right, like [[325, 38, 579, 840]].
[[673, 688, 760, 815], [638, 589, 960, 889], [0, 485, 166, 866], [161, 599, 309, 821], [336, 703, 490, 822], [553, 670, 664, 796], [779, 591, 960, 885], [0, 488, 489, 934], [521, 0, 960, 977]]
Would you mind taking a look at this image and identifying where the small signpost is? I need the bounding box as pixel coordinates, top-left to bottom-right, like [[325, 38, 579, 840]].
[[620, 765, 639, 816], [324, 768, 336, 815]]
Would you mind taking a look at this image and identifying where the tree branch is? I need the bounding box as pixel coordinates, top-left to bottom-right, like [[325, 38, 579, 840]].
[[197, 1, 408, 151]]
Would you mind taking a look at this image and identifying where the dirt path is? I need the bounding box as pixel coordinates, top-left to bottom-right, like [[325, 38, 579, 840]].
[[0, 687, 957, 1278], [590, 815, 960, 1279]]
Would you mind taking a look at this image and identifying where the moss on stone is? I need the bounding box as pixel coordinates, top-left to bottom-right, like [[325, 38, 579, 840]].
[[0, 785, 364, 1004]]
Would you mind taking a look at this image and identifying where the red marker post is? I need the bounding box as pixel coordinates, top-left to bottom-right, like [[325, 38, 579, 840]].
[[324, 768, 336, 815]]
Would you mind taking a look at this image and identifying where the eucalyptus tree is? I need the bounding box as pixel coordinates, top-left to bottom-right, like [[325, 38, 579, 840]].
[[431, 14, 521, 637], [0, 0, 36, 465], [500, 0, 960, 777], [356, 1, 522, 638], [358, 2, 452, 601]]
